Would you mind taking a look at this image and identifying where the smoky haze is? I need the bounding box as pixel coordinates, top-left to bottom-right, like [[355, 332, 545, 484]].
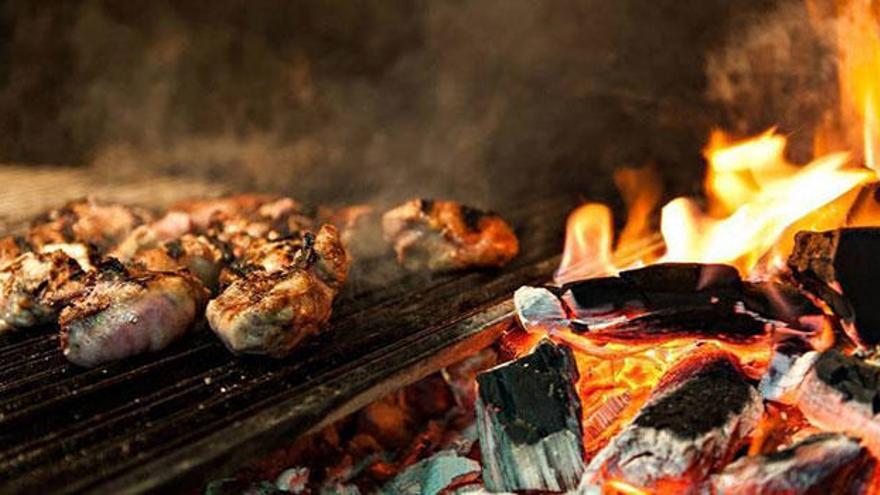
[[0, 0, 811, 209]]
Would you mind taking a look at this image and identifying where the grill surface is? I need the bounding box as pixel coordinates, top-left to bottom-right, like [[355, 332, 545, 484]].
[[0, 188, 569, 494]]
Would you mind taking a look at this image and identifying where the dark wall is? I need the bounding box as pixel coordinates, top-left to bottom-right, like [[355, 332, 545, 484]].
[[0, 0, 828, 208]]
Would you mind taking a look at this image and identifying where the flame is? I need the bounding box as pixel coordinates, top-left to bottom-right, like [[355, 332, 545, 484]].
[[662, 135, 871, 273], [556, 166, 663, 283], [540, 2, 880, 490]]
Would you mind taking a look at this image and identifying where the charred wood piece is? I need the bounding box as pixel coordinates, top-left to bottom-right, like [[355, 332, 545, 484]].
[[476, 339, 584, 492], [515, 263, 819, 342], [758, 341, 817, 403], [707, 433, 874, 495], [793, 350, 880, 454], [513, 285, 572, 333], [582, 357, 763, 489], [788, 228, 880, 346]]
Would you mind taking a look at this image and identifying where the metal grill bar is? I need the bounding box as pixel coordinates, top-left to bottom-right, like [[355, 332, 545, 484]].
[[0, 195, 569, 494]]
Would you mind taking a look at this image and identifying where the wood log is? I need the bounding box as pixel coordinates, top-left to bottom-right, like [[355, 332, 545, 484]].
[[708, 433, 875, 495], [475, 339, 585, 492], [788, 228, 880, 346], [581, 356, 763, 490], [514, 263, 822, 347], [793, 350, 880, 455]]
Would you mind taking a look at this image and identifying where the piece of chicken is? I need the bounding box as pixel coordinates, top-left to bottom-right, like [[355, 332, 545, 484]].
[[0, 250, 86, 333], [206, 224, 349, 357], [26, 198, 153, 253], [382, 199, 519, 272], [59, 259, 209, 367], [131, 234, 230, 292], [0, 198, 153, 267]]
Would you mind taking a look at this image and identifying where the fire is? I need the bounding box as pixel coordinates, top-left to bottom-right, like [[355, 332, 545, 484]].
[[530, 2, 880, 491]]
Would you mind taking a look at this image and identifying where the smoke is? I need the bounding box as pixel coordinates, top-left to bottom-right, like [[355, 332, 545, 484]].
[[1, 0, 794, 209], [704, 0, 842, 162]]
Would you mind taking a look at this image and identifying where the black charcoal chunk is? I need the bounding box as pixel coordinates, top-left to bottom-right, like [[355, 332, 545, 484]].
[[708, 433, 873, 495], [476, 339, 584, 492], [788, 228, 880, 345], [792, 351, 880, 454], [582, 358, 763, 489], [618, 263, 741, 292], [814, 350, 880, 406]]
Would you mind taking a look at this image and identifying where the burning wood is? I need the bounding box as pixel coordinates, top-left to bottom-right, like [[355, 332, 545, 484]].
[[517, 262, 821, 343], [582, 355, 763, 490], [708, 433, 875, 494], [788, 228, 880, 346], [475, 339, 585, 492], [757, 340, 817, 402], [792, 350, 880, 454]]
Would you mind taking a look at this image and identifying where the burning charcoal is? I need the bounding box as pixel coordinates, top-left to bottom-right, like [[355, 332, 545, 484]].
[[275, 467, 309, 493], [793, 350, 880, 454], [582, 356, 763, 490], [378, 450, 480, 495], [618, 262, 741, 292], [513, 285, 571, 332], [476, 339, 585, 492], [758, 342, 817, 402], [555, 262, 819, 338], [708, 433, 874, 494], [788, 228, 880, 346], [584, 306, 770, 344]]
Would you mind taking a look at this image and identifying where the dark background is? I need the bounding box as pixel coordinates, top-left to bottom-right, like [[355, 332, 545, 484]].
[[0, 0, 837, 210]]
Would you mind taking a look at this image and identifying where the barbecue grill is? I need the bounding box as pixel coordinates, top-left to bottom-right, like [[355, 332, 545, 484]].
[[0, 174, 570, 494]]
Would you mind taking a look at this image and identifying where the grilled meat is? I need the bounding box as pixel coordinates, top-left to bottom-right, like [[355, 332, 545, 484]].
[[131, 234, 229, 292], [26, 198, 153, 253], [171, 194, 313, 244], [382, 199, 519, 271], [206, 224, 349, 357], [0, 250, 85, 333], [60, 259, 209, 367], [109, 211, 194, 261]]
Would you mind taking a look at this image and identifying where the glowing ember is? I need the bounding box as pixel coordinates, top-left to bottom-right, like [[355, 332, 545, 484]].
[[533, 1, 880, 492]]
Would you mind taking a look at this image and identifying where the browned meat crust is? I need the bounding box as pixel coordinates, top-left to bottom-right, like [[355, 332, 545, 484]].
[[206, 224, 349, 357], [132, 234, 230, 292], [0, 250, 86, 332], [382, 198, 519, 271], [59, 260, 209, 367], [27, 198, 153, 253]]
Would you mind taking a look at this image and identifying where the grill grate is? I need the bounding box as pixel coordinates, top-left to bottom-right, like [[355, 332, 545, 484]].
[[0, 192, 569, 494]]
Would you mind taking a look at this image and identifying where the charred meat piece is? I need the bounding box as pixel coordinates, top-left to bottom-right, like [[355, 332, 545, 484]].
[[788, 228, 880, 346], [582, 356, 763, 490], [382, 199, 519, 272], [60, 259, 209, 367], [26, 198, 153, 254], [207, 224, 349, 357], [708, 433, 874, 495], [0, 250, 85, 332], [131, 234, 229, 292]]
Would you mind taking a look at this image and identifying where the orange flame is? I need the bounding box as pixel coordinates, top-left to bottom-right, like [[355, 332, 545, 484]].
[[541, 2, 880, 489]]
